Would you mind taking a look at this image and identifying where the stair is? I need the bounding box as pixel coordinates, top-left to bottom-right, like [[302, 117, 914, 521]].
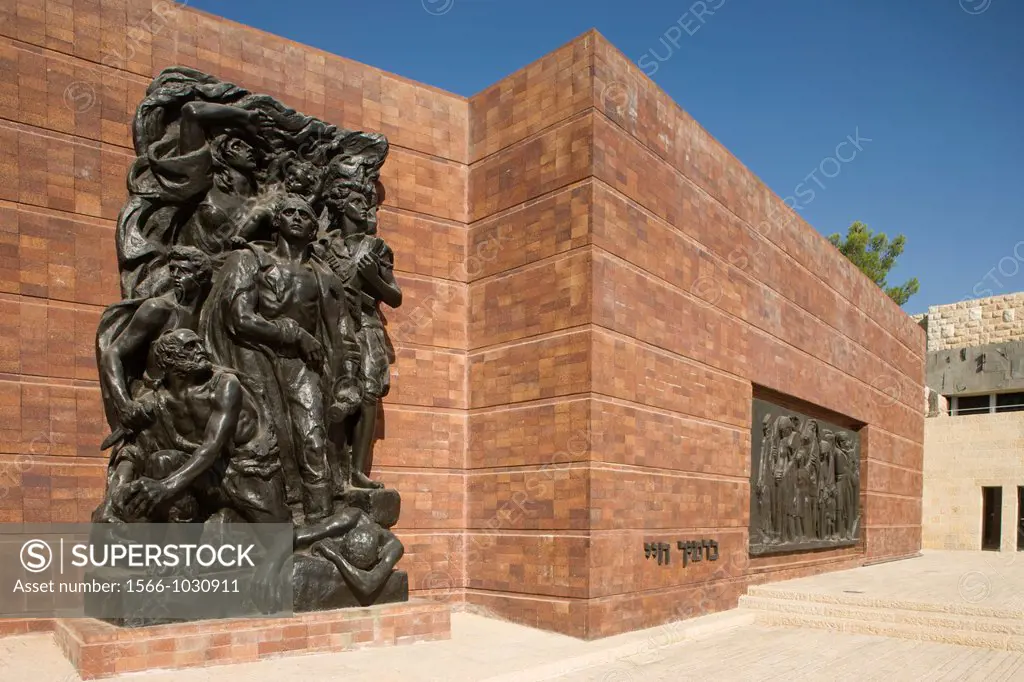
[[739, 585, 1024, 652]]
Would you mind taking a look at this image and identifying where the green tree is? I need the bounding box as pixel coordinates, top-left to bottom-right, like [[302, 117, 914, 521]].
[[827, 221, 920, 306]]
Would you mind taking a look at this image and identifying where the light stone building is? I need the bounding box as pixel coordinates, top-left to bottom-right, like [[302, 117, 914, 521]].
[[919, 293, 1024, 552]]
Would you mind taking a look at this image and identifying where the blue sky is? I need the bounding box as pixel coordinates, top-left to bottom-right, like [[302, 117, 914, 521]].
[[188, 0, 1023, 314]]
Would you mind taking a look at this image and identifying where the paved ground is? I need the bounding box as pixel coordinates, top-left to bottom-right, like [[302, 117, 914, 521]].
[[2, 550, 1022, 681], [554, 625, 1024, 681], [4, 611, 1023, 681], [749, 549, 1024, 613]]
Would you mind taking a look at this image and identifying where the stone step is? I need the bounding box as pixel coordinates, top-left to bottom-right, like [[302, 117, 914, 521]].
[[751, 610, 1024, 652], [746, 585, 1024, 620], [738, 595, 1024, 636]]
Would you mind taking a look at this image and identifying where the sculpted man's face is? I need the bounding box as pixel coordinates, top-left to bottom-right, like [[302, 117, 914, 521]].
[[276, 198, 317, 242], [343, 193, 369, 233], [224, 137, 256, 171], [158, 330, 212, 380], [169, 258, 203, 299]]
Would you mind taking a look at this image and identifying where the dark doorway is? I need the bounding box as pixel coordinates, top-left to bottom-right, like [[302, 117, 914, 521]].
[[982, 486, 1002, 551], [1018, 487, 1024, 551]]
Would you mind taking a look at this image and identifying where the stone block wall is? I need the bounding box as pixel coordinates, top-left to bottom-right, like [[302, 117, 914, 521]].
[[2, 2, 925, 641], [918, 291, 1024, 559], [590, 34, 922, 627], [460, 33, 924, 638], [923, 411, 1024, 551], [464, 34, 595, 635], [920, 293, 1024, 352]]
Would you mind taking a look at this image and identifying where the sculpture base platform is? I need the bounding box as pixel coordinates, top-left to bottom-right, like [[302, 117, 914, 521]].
[[55, 600, 450, 679]]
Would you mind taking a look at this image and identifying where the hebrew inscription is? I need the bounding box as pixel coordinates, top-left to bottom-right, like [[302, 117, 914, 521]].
[[644, 539, 719, 567]]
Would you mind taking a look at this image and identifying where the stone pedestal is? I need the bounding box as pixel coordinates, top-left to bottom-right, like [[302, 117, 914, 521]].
[[55, 599, 450, 679], [0, 619, 54, 637]]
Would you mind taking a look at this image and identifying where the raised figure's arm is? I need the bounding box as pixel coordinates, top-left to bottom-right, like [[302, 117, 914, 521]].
[[233, 204, 274, 244], [100, 299, 171, 426], [178, 101, 262, 156]]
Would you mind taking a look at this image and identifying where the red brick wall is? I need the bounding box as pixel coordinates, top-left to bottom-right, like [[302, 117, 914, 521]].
[[0, 0, 469, 610], [1, 3, 924, 641], [590, 36, 923, 576], [465, 35, 595, 635], [463, 32, 923, 638]]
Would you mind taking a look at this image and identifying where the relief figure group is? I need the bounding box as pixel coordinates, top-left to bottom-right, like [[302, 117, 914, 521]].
[[753, 410, 861, 551]]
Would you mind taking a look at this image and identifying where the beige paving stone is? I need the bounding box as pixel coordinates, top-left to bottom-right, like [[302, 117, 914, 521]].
[[0, 609, 1019, 681], [553, 628, 1024, 681], [747, 549, 1024, 613]]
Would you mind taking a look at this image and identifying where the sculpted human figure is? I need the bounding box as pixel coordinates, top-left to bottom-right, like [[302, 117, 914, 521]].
[[764, 416, 782, 542], [754, 414, 774, 542], [172, 101, 272, 258], [314, 511, 404, 601], [112, 330, 368, 555], [770, 417, 796, 543], [804, 430, 820, 539], [849, 440, 860, 534], [92, 247, 214, 525], [319, 173, 402, 490], [818, 431, 837, 539], [253, 505, 402, 612], [780, 445, 799, 543], [792, 435, 809, 541], [97, 246, 214, 437], [834, 432, 857, 539], [793, 420, 820, 541], [112, 329, 286, 524], [201, 193, 362, 524]]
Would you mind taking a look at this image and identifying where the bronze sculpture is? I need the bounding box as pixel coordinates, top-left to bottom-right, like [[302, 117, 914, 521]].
[[749, 399, 861, 555], [90, 67, 407, 618]]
